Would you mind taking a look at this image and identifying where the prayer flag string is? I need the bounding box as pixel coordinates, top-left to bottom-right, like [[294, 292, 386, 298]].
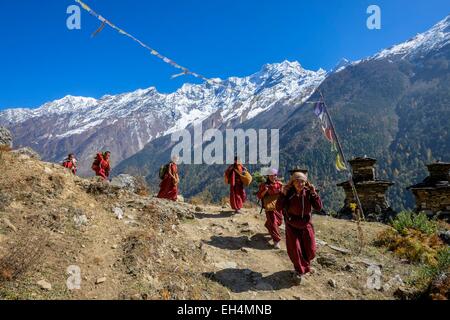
[[75, 0, 220, 85]]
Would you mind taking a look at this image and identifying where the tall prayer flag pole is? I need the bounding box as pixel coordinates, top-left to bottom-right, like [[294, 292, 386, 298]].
[[319, 90, 365, 250], [318, 91, 366, 222]]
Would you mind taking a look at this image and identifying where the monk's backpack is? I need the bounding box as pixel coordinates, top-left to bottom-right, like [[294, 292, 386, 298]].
[[262, 193, 279, 212], [237, 169, 253, 187]]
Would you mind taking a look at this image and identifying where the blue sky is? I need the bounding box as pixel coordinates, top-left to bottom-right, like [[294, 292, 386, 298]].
[[0, 0, 449, 109]]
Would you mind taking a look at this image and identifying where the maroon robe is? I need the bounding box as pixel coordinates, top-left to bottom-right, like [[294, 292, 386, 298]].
[[225, 165, 247, 211], [157, 162, 178, 201], [276, 187, 322, 274], [92, 153, 110, 180], [257, 180, 283, 243]]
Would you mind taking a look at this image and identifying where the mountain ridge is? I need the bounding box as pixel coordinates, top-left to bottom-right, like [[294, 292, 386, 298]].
[[0, 61, 326, 175]]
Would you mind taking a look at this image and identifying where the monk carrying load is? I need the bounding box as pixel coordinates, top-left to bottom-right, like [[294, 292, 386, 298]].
[[257, 168, 283, 249], [276, 171, 323, 285], [224, 157, 251, 214], [92, 151, 111, 180], [157, 155, 180, 201]]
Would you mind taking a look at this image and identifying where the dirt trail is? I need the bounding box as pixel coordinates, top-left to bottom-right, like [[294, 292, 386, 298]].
[[70, 207, 125, 300], [180, 205, 411, 300]]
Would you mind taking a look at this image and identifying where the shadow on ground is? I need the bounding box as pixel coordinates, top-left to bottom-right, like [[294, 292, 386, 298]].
[[203, 233, 274, 251], [194, 211, 235, 219], [203, 269, 296, 293]]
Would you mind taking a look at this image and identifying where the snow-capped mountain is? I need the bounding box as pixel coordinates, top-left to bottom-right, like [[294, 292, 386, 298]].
[[0, 61, 326, 175], [373, 15, 450, 60], [331, 58, 353, 73], [329, 15, 450, 72]]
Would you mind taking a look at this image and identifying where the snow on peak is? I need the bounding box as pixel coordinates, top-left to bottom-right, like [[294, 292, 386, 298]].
[[40, 95, 98, 113], [1, 60, 326, 140], [257, 60, 307, 78], [332, 58, 352, 73], [373, 14, 450, 60]]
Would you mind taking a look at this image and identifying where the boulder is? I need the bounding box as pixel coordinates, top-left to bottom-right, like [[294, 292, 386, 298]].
[[37, 280, 52, 291], [317, 254, 338, 267], [328, 279, 338, 288], [73, 214, 88, 227], [113, 207, 124, 220], [11, 147, 41, 160], [438, 230, 450, 245], [382, 275, 404, 292], [111, 174, 150, 195], [0, 126, 12, 147], [111, 174, 137, 192]]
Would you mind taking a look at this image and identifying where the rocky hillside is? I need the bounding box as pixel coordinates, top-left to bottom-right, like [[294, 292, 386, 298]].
[[0, 61, 325, 176], [0, 148, 438, 300]]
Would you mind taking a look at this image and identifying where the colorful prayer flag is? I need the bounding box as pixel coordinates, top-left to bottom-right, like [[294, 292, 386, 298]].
[[314, 102, 324, 117], [331, 142, 338, 152], [335, 154, 347, 171], [324, 127, 334, 143]]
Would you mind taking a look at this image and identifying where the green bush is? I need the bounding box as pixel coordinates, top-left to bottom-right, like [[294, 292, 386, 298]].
[[412, 247, 450, 297], [390, 211, 437, 236], [419, 248, 450, 279]]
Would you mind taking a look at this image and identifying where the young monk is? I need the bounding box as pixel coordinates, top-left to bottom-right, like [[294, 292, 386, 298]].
[[224, 157, 247, 214], [157, 155, 179, 201], [276, 171, 323, 285], [62, 153, 77, 175], [256, 168, 283, 249], [92, 151, 111, 180]]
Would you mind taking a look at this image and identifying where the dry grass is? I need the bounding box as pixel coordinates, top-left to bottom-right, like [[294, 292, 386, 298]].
[[0, 145, 12, 152], [122, 231, 159, 277], [133, 176, 151, 196], [220, 197, 230, 207], [0, 228, 48, 283], [189, 190, 213, 206], [0, 145, 12, 166]]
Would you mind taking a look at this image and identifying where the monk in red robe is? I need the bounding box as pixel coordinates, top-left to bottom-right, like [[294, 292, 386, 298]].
[[157, 156, 179, 201], [276, 172, 322, 285], [257, 168, 283, 249], [224, 157, 247, 213], [92, 151, 111, 180], [62, 153, 77, 175]]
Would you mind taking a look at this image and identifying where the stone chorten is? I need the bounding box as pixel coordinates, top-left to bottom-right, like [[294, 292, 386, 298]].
[[337, 157, 395, 222], [407, 162, 450, 220]]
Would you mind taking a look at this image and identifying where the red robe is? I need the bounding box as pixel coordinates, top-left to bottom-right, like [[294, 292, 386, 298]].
[[257, 180, 283, 243], [157, 162, 178, 201], [225, 165, 247, 211], [276, 188, 322, 275], [63, 159, 77, 175], [92, 154, 110, 180]]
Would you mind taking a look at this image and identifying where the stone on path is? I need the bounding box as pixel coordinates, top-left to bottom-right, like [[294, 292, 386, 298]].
[[113, 207, 124, 220], [328, 245, 351, 254], [328, 279, 337, 288], [37, 280, 52, 291], [96, 277, 107, 284]]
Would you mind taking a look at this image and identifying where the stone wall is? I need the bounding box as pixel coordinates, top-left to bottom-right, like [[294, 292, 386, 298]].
[[411, 189, 450, 218], [338, 182, 395, 222]]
